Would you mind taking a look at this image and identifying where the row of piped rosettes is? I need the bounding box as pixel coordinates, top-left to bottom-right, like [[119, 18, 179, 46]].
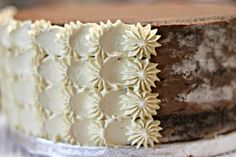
[[0, 12, 162, 148], [0, 16, 45, 137]]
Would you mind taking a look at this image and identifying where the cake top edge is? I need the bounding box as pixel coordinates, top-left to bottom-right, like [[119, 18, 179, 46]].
[[14, 2, 236, 26]]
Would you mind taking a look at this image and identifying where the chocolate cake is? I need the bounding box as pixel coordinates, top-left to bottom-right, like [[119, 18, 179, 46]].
[[0, 1, 235, 151]]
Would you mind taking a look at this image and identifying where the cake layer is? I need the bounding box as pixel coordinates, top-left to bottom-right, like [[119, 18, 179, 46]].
[[1, 3, 236, 145]]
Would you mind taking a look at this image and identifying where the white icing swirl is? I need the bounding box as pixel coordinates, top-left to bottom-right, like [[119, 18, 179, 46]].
[[0, 7, 17, 49], [70, 119, 96, 146], [99, 56, 128, 86], [43, 113, 71, 142], [122, 58, 160, 91], [89, 55, 129, 90], [120, 90, 160, 119], [104, 118, 132, 146], [39, 57, 67, 85], [0, 50, 14, 75], [70, 89, 99, 119], [99, 89, 126, 118], [39, 86, 70, 113], [10, 21, 34, 52], [67, 58, 94, 88], [89, 53, 112, 91], [87, 20, 132, 57], [30, 20, 50, 36], [33, 21, 68, 56], [127, 119, 162, 148], [87, 91, 105, 120], [12, 48, 37, 76], [122, 23, 161, 59], [14, 77, 39, 106], [65, 21, 99, 57], [86, 24, 103, 56], [89, 120, 106, 146], [99, 20, 131, 56], [0, 22, 13, 49]]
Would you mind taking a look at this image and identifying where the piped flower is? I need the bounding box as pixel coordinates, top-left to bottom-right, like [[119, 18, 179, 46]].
[[89, 51, 112, 91], [120, 90, 160, 119], [39, 56, 68, 85], [10, 21, 34, 53], [87, 91, 104, 120], [87, 20, 132, 57], [89, 120, 106, 146], [86, 22, 106, 57], [122, 23, 161, 59], [127, 119, 162, 148], [64, 21, 99, 57], [122, 59, 160, 91], [32, 20, 68, 56]]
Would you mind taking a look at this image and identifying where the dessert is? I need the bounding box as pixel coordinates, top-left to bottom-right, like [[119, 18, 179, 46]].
[[0, 2, 235, 152]]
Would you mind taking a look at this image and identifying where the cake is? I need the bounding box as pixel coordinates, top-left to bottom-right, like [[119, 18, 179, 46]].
[[0, 2, 235, 156]]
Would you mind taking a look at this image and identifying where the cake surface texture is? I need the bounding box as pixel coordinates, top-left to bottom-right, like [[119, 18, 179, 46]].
[[0, 2, 236, 149]]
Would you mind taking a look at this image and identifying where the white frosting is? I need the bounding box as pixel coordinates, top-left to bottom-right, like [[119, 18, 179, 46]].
[[44, 113, 71, 141], [89, 120, 106, 146], [122, 23, 161, 59], [98, 56, 128, 85], [18, 105, 44, 136], [66, 21, 99, 57], [122, 58, 160, 91], [89, 55, 129, 90], [70, 119, 96, 145], [4, 94, 19, 129], [127, 119, 162, 148], [39, 57, 67, 84], [105, 118, 132, 146], [89, 55, 111, 90], [87, 91, 105, 120], [35, 23, 67, 56], [0, 9, 162, 148], [10, 21, 33, 51], [98, 20, 131, 56], [14, 78, 38, 106], [120, 90, 160, 119], [99, 89, 126, 118], [39, 86, 70, 113], [87, 20, 131, 57], [70, 90, 98, 119], [0, 23, 12, 48], [67, 58, 94, 88], [0, 51, 14, 74], [12, 48, 37, 76]]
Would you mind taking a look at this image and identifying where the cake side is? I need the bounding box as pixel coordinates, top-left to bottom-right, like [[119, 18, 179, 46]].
[[0, 4, 235, 148]]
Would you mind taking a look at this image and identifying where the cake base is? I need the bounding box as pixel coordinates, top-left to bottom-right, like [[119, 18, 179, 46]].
[[9, 127, 236, 157], [0, 113, 235, 157]]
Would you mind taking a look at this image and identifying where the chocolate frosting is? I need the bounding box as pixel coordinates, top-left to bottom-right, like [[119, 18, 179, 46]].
[[153, 19, 236, 142]]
